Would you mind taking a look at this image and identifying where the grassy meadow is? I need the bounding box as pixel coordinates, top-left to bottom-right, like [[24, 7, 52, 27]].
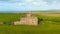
[[0, 12, 60, 34]]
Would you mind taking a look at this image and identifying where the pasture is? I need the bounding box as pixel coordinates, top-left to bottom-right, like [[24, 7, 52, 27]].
[[0, 12, 60, 34]]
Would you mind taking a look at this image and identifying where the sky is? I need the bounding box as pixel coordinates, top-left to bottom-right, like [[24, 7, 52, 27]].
[[0, 0, 60, 12]]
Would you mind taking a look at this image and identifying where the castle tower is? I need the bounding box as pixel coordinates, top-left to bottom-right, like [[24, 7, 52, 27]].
[[26, 12, 32, 17], [14, 11, 38, 26]]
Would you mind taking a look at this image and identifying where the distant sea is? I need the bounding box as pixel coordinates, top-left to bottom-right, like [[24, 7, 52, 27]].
[[0, 10, 60, 13]]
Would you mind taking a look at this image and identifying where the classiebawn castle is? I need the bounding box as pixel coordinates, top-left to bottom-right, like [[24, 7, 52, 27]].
[[14, 13, 38, 26]]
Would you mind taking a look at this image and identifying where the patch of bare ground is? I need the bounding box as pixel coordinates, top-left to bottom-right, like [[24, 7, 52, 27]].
[[40, 13, 60, 17], [33, 12, 60, 17]]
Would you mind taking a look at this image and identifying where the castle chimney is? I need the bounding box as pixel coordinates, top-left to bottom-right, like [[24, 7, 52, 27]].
[[26, 12, 32, 17]]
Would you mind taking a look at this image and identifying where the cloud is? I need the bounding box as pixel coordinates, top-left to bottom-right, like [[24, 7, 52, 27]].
[[31, 2, 41, 6], [18, 3, 25, 7], [42, 0, 57, 5], [0, 0, 20, 2], [0, 0, 9, 1], [32, 2, 38, 5], [43, 0, 54, 2], [42, 0, 59, 4], [25, 0, 33, 2], [10, 0, 19, 2], [25, 0, 40, 6]]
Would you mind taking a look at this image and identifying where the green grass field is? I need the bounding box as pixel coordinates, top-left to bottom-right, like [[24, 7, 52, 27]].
[[0, 13, 60, 34]]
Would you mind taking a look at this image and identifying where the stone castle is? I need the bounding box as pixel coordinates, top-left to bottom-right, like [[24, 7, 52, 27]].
[[14, 13, 38, 26]]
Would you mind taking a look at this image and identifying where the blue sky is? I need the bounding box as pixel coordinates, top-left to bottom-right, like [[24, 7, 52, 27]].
[[0, 0, 60, 11]]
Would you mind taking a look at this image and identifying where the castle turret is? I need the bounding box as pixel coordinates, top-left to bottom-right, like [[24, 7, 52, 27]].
[[26, 13, 32, 17]]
